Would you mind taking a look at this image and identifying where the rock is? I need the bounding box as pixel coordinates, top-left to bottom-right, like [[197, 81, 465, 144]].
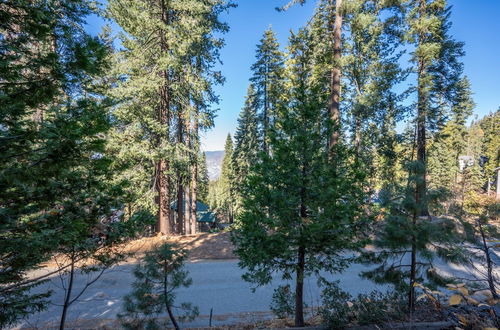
[[470, 289, 494, 303]]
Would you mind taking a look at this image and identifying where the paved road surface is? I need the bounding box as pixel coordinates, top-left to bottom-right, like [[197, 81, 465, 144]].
[[13, 249, 497, 329], [14, 260, 386, 329]]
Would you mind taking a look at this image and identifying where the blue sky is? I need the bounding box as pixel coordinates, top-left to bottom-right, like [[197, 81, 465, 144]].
[[86, 1, 500, 151]]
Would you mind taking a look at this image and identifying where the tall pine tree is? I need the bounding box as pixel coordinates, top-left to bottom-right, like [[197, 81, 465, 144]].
[[0, 0, 121, 326], [108, 0, 232, 235], [232, 28, 367, 327], [232, 84, 261, 216], [250, 28, 284, 154]]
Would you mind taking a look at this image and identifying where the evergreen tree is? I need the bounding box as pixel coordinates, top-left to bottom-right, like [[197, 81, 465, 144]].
[[280, 0, 344, 155], [250, 28, 284, 154], [232, 29, 367, 327], [118, 244, 198, 330], [232, 84, 261, 215], [407, 0, 466, 217], [218, 134, 235, 222], [197, 153, 210, 204], [478, 109, 500, 190], [0, 1, 123, 326], [360, 1, 471, 313], [428, 76, 475, 207], [108, 0, 233, 235], [341, 0, 405, 159]]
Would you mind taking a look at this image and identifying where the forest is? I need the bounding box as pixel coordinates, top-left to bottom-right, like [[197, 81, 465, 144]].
[[1, 0, 499, 329]]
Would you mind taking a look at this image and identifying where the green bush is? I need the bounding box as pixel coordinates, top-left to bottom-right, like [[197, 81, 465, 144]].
[[270, 285, 295, 319], [319, 280, 353, 329], [319, 281, 406, 328], [352, 291, 406, 325]]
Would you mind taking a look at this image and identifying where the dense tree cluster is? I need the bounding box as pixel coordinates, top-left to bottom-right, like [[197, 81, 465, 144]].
[[1, 0, 232, 327], [227, 0, 500, 326], [1, 0, 498, 328]]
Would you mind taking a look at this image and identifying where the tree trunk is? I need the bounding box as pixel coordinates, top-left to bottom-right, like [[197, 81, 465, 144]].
[[184, 186, 190, 235], [354, 115, 361, 158], [176, 93, 185, 234], [177, 181, 184, 235], [184, 119, 191, 235], [190, 129, 199, 235], [190, 172, 197, 234], [409, 222, 417, 313], [295, 245, 306, 327], [157, 0, 171, 235], [59, 256, 75, 330], [163, 263, 180, 330], [295, 164, 307, 327], [329, 0, 342, 156], [415, 0, 429, 217], [478, 220, 499, 299], [263, 61, 269, 155]]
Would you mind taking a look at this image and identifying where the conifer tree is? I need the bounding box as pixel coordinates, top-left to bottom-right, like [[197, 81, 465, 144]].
[[232, 84, 261, 215], [219, 134, 235, 222], [108, 0, 233, 235], [341, 0, 405, 160], [118, 244, 198, 330], [428, 76, 475, 204], [359, 1, 471, 314], [250, 28, 284, 154], [0, 0, 128, 326], [407, 0, 465, 217], [232, 29, 367, 327], [478, 109, 500, 190], [197, 153, 210, 204], [280, 0, 344, 155]]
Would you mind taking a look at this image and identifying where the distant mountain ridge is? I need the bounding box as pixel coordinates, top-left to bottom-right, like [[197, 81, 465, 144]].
[[205, 150, 224, 181]]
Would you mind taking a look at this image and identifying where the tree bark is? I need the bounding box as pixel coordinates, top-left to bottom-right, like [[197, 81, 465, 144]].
[[184, 186, 190, 235], [295, 163, 307, 327], [329, 0, 342, 156], [59, 256, 75, 330], [415, 0, 429, 217], [478, 220, 499, 299], [190, 118, 199, 235], [295, 245, 305, 327], [177, 180, 184, 235], [184, 118, 191, 235], [354, 115, 361, 158], [157, 0, 172, 235], [409, 220, 417, 313], [164, 263, 180, 330]]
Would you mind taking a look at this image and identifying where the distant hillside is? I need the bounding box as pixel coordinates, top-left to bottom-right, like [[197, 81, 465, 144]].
[[205, 150, 224, 181]]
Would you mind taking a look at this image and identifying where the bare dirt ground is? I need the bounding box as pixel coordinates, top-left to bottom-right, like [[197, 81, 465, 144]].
[[39, 231, 236, 269], [123, 231, 237, 260]]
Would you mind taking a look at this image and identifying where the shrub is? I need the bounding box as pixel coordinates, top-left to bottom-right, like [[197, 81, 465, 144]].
[[319, 280, 353, 329], [270, 285, 295, 319]]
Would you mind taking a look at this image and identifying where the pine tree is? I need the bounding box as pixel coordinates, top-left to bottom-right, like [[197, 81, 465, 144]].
[[478, 109, 500, 191], [232, 28, 367, 327], [0, 0, 123, 326], [232, 84, 261, 215], [219, 134, 235, 222], [118, 244, 198, 330], [250, 28, 284, 154], [428, 76, 475, 208], [280, 0, 344, 155], [108, 0, 233, 235], [407, 0, 466, 217], [197, 153, 209, 204], [341, 0, 405, 160]]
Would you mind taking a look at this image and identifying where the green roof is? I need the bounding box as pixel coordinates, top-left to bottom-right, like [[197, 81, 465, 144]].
[[170, 200, 215, 223], [198, 212, 216, 223]]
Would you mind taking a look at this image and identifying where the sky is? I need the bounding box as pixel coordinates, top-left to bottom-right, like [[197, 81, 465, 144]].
[[86, 0, 500, 151]]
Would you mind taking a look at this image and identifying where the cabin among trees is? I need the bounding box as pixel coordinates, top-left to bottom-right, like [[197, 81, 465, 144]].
[[170, 201, 216, 233]]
